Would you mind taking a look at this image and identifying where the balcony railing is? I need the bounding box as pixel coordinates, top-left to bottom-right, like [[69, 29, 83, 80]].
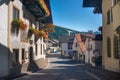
[[23, 0, 50, 19]]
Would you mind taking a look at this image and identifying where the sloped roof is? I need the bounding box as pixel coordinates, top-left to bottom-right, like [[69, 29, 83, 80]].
[[75, 34, 81, 42], [75, 34, 87, 42], [79, 42, 86, 53], [75, 34, 86, 54], [59, 36, 74, 43]]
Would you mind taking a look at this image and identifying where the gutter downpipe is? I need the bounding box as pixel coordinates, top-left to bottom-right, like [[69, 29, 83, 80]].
[[7, 1, 11, 78]]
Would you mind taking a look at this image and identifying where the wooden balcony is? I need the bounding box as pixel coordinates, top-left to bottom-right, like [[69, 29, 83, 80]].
[[22, 0, 50, 19]]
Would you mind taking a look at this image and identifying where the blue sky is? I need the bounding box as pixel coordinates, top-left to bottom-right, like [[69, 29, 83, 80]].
[[50, 0, 102, 32]]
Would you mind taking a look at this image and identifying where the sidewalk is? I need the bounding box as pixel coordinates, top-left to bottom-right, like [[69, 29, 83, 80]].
[[78, 64, 120, 80], [0, 58, 48, 80]]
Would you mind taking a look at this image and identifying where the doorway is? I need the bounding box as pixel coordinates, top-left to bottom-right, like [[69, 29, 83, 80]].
[[13, 49, 19, 63]]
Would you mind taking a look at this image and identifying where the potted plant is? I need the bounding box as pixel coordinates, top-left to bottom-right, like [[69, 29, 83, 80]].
[[27, 28, 35, 39], [11, 18, 20, 35], [20, 20, 27, 31], [43, 31, 48, 39], [45, 23, 54, 28], [38, 0, 50, 16]]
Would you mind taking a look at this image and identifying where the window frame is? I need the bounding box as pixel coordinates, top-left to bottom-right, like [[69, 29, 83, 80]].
[[12, 6, 20, 20], [75, 42, 77, 47], [113, 35, 119, 59], [107, 9, 110, 24], [107, 37, 111, 57]]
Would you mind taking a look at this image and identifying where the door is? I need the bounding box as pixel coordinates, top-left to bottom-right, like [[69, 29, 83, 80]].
[[13, 49, 19, 63]]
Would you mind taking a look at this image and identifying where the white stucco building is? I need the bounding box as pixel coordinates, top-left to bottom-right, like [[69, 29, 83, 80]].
[[85, 34, 102, 66], [0, 0, 52, 78], [72, 34, 86, 62], [59, 36, 74, 57]]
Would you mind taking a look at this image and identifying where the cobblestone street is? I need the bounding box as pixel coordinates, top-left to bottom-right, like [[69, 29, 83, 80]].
[[12, 52, 99, 80]]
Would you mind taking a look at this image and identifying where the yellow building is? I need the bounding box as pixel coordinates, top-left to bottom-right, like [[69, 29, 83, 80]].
[[83, 0, 120, 72], [102, 0, 120, 72]]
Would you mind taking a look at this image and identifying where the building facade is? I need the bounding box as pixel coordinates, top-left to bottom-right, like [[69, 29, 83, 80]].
[[102, 0, 120, 72], [0, 0, 52, 77], [72, 34, 86, 62], [59, 36, 74, 57], [83, 0, 120, 72], [85, 34, 102, 66]]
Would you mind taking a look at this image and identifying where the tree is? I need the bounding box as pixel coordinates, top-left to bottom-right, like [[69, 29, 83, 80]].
[[98, 26, 102, 34]]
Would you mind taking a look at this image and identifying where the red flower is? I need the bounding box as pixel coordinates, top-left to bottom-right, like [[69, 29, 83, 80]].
[[20, 20, 27, 31]]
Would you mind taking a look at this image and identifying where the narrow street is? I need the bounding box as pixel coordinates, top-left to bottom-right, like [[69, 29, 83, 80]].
[[12, 52, 100, 80]]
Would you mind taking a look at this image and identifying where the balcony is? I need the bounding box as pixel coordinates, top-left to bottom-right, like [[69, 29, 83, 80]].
[[22, 0, 50, 19]]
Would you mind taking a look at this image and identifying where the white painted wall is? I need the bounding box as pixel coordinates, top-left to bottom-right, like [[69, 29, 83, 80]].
[[73, 38, 80, 60], [9, 0, 39, 64], [85, 38, 102, 66], [0, 2, 9, 77]]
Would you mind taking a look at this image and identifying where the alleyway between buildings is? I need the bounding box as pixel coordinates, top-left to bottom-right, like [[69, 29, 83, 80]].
[[12, 52, 99, 80]]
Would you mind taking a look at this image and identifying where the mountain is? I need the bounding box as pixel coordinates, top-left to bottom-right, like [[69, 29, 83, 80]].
[[48, 25, 87, 40]]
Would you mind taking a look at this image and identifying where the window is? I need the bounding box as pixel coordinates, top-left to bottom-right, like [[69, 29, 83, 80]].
[[13, 49, 19, 63], [22, 49, 25, 60], [114, 35, 119, 58], [107, 10, 110, 24], [36, 44, 38, 56], [41, 44, 42, 54], [68, 42, 72, 50], [111, 8, 113, 22], [113, 0, 120, 6], [75, 43, 77, 47], [107, 37, 111, 57], [13, 7, 19, 19]]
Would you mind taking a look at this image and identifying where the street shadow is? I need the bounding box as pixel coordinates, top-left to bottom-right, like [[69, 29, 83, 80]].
[[23, 65, 97, 80], [0, 43, 24, 79], [50, 60, 80, 65], [47, 53, 61, 58], [27, 46, 40, 72]]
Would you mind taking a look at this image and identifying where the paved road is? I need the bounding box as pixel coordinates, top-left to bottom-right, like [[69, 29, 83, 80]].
[[12, 52, 100, 80]]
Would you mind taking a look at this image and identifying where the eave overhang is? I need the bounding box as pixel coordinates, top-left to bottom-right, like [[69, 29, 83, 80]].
[[83, 0, 102, 14], [23, 0, 50, 19], [41, 0, 53, 24]]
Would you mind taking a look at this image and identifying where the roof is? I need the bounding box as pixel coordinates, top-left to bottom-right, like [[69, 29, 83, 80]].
[[75, 34, 87, 42], [75, 34, 86, 54], [82, 0, 102, 14], [83, 0, 102, 7], [86, 34, 102, 41], [75, 34, 81, 42], [23, 0, 50, 18], [86, 33, 95, 39], [79, 42, 86, 54], [59, 36, 74, 43]]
